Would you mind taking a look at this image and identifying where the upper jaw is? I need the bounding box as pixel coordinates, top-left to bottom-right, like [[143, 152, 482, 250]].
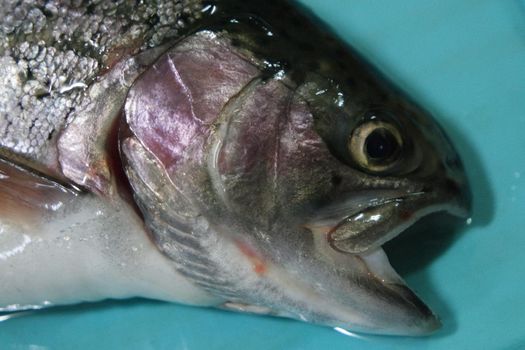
[[308, 176, 471, 255]]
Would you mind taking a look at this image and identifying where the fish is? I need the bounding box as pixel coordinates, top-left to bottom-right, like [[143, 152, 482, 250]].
[[0, 0, 471, 336]]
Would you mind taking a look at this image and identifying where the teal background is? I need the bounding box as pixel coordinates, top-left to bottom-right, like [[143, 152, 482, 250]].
[[1, 0, 524, 349]]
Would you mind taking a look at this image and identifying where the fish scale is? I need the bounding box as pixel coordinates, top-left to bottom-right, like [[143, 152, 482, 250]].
[[0, 0, 203, 172]]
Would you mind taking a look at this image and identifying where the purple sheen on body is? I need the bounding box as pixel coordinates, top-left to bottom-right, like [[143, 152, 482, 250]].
[[125, 32, 259, 174]]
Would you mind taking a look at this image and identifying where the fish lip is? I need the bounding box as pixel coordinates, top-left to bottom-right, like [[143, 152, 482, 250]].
[[373, 281, 442, 335], [323, 180, 471, 256]]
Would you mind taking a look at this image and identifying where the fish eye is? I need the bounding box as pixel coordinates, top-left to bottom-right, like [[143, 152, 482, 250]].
[[348, 121, 403, 173]]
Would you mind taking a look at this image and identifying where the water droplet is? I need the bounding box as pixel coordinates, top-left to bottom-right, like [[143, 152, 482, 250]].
[[58, 81, 87, 94], [336, 92, 345, 107]]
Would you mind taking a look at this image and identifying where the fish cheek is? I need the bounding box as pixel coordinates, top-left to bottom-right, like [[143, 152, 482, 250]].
[[209, 79, 345, 230]]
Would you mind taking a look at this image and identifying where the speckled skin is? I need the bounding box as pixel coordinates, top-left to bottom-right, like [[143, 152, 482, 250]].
[[0, 0, 204, 173]]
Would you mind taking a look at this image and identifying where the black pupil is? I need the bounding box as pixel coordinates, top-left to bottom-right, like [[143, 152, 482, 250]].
[[364, 128, 399, 161]]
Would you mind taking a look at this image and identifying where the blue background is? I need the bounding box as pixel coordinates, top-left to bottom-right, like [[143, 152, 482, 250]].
[[2, 0, 524, 349]]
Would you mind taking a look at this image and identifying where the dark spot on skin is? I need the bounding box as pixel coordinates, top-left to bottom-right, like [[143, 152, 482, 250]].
[[40, 5, 55, 18], [35, 91, 50, 100], [280, 29, 291, 39], [85, 3, 96, 15], [445, 179, 461, 195], [296, 40, 314, 52], [335, 47, 346, 58], [230, 38, 242, 47], [346, 77, 356, 87], [331, 173, 343, 186], [147, 14, 160, 26], [26, 68, 35, 81], [178, 11, 191, 24], [28, 120, 36, 133], [257, 35, 270, 46], [445, 155, 461, 171], [228, 2, 243, 12], [307, 61, 319, 70], [378, 90, 389, 102], [290, 16, 303, 27]]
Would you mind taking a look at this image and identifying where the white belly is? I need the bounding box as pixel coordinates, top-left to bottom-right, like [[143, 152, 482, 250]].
[[0, 194, 220, 311]]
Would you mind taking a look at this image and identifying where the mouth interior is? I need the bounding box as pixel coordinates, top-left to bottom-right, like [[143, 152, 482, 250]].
[[355, 246, 405, 285], [381, 211, 466, 277], [309, 199, 467, 303], [354, 210, 467, 312], [356, 204, 467, 286]]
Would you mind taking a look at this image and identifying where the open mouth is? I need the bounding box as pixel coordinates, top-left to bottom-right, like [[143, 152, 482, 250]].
[[381, 210, 468, 278], [327, 196, 423, 254], [311, 187, 465, 254], [348, 200, 469, 334], [305, 188, 470, 334]]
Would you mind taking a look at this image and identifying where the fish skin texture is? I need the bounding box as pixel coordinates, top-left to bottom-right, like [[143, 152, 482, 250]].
[[0, 0, 204, 173]]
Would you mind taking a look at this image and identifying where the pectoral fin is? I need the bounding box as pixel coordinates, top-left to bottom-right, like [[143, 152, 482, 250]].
[[0, 158, 78, 226]]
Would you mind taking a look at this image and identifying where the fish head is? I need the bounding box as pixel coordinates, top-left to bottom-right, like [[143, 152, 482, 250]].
[[120, 23, 471, 336], [297, 73, 472, 255]]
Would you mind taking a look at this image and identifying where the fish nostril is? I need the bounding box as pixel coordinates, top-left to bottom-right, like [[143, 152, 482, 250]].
[[445, 155, 463, 172]]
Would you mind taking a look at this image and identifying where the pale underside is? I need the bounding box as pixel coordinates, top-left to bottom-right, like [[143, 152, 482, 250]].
[[0, 183, 218, 312]]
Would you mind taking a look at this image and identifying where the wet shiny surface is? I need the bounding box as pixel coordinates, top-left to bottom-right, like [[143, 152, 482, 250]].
[[1, 0, 525, 348]]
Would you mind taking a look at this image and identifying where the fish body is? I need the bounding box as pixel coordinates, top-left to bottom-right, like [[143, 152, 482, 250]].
[[0, 0, 470, 335]]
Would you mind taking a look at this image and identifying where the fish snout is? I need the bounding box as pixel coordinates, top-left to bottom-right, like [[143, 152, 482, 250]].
[[433, 157, 472, 220], [443, 178, 472, 219]]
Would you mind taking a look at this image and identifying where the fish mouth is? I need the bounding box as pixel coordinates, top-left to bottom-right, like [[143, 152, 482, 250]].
[[305, 180, 470, 335], [327, 191, 469, 255]]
